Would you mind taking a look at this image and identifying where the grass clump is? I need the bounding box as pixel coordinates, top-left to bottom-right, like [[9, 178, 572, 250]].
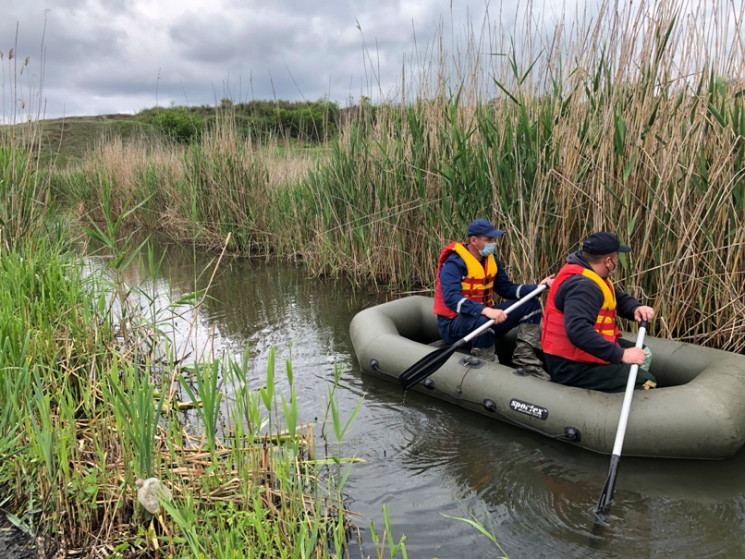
[[0, 199, 400, 557], [0, 25, 406, 558]]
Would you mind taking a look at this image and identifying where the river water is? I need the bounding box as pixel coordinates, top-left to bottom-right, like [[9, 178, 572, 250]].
[[93, 239, 745, 558]]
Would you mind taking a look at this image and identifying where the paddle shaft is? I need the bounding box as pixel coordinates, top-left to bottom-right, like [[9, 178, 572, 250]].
[[398, 283, 547, 390], [596, 320, 649, 516], [610, 322, 648, 455]]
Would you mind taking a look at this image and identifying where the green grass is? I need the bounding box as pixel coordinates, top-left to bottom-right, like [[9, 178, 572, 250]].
[[1, 99, 346, 171], [0, 21, 431, 559], [0, 189, 408, 557], [0, 114, 153, 169]]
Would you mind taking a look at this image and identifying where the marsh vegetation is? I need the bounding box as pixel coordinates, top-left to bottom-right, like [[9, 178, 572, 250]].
[[51, 0, 745, 352], [2, 0, 745, 556]]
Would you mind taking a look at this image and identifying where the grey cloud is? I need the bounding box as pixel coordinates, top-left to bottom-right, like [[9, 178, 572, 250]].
[[3, 0, 523, 119]]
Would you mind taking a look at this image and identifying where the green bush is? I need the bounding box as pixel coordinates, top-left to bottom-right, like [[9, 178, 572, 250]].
[[151, 106, 204, 144]]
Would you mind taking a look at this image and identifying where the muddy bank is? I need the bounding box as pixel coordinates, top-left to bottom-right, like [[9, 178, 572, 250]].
[[0, 515, 35, 559]]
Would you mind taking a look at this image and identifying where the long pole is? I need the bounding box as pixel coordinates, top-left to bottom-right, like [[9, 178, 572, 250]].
[[595, 320, 649, 518]]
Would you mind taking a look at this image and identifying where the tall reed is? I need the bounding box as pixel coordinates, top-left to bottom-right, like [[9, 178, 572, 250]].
[[277, 0, 745, 350], [1, 24, 52, 253], [55, 0, 745, 351]]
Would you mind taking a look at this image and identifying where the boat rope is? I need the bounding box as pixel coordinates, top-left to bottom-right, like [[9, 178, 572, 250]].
[[373, 358, 581, 443], [449, 363, 581, 443], [479, 397, 582, 442]]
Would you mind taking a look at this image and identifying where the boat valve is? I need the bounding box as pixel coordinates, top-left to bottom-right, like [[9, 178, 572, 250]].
[[482, 399, 498, 413], [562, 426, 582, 442], [370, 359, 380, 371], [423, 378, 436, 390]]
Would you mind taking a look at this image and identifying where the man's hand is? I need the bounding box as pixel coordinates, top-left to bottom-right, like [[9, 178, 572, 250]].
[[634, 305, 655, 322], [540, 274, 556, 288], [481, 307, 507, 324], [621, 346, 647, 366]]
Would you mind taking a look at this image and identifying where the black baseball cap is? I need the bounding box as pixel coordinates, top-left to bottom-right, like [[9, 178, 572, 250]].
[[582, 232, 631, 255]]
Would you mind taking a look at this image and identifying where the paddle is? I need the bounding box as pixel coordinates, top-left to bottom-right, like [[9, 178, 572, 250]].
[[398, 283, 548, 390], [595, 320, 650, 519]]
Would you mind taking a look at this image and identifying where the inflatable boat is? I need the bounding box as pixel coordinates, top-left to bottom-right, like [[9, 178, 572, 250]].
[[349, 295, 745, 460]]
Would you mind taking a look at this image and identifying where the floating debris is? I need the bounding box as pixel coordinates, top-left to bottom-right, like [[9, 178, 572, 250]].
[[135, 478, 172, 514]]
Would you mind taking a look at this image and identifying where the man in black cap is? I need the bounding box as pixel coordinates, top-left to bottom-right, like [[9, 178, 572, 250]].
[[433, 218, 555, 379], [541, 231, 657, 392]]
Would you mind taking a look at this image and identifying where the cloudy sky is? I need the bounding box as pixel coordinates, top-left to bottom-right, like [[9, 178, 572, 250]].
[[1, 1, 740, 121], [0, 0, 583, 120]]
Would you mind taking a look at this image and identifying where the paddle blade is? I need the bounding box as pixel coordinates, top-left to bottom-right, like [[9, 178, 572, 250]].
[[595, 454, 620, 517], [398, 342, 462, 390]]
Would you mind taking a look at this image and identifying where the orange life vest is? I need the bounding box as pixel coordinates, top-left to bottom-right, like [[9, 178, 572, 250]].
[[541, 263, 621, 364], [433, 242, 498, 318]]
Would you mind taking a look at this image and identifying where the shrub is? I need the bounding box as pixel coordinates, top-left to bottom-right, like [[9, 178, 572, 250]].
[[152, 106, 204, 144]]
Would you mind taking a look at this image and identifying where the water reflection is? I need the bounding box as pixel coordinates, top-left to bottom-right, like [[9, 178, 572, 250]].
[[92, 236, 745, 558]]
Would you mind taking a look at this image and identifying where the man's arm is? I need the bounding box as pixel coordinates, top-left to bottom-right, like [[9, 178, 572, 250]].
[[616, 289, 641, 320], [492, 256, 539, 300], [616, 289, 655, 322]]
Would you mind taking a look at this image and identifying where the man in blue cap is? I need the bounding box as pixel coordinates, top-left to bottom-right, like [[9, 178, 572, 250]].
[[541, 231, 657, 391], [433, 218, 555, 379]]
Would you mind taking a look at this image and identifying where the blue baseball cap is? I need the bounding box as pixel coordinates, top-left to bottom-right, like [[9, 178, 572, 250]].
[[582, 232, 631, 255], [467, 218, 504, 238]]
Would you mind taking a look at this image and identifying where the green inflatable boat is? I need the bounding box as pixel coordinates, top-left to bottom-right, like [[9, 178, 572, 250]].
[[349, 295, 745, 460]]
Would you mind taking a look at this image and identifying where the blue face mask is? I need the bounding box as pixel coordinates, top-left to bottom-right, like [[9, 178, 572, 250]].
[[479, 242, 496, 257]]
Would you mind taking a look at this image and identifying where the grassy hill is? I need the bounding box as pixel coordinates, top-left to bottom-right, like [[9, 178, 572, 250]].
[[0, 113, 155, 169], [3, 99, 346, 169], [34, 113, 153, 167]]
